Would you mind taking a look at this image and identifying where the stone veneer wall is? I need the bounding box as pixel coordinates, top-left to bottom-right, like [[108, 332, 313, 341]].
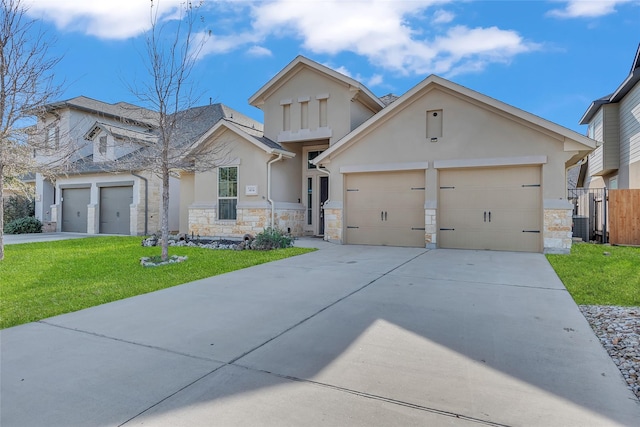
[[543, 208, 572, 254], [189, 206, 305, 238], [424, 208, 437, 249], [323, 208, 343, 242]]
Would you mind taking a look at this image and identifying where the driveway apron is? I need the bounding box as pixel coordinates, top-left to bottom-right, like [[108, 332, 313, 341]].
[[1, 244, 639, 426]]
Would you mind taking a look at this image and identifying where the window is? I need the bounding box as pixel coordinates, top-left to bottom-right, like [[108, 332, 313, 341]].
[[46, 126, 59, 149], [218, 166, 238, 220], [307, 177, 313, 225], [587, 122, 595, 139], [99, 136, 107, 155], [307, 150, 325, 169]]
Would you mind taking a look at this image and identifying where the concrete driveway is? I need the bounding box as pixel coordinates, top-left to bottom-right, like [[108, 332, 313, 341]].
[[1, 243, 639, 426], [3, 232, 96, 245]]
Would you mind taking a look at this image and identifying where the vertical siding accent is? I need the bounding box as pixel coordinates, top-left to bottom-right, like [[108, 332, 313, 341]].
[[619, 82, 640, 166], [603, 104, 620, 171]]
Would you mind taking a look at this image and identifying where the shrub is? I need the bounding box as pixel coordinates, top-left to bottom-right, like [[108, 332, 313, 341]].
[[252, 227, 293, 250], [4, 216, 43, 234], [3, 195, 35, 226]]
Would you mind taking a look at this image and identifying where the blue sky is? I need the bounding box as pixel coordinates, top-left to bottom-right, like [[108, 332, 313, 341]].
[[25, 0, 640, 134]]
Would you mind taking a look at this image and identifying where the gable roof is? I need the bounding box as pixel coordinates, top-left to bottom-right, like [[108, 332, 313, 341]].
[[187, 118, 293, 158], [171, 103, 263, 148], [248, 56, 385, 112], [580, 43, 640, 124], [314, 74, 596, 166], [84, 122, 157, 145]]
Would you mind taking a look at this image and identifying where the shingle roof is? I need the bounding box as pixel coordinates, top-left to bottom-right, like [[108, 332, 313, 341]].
[[173, 104, 287, 153], [379, 93, 399, 106], [43, 96, 158, 126]]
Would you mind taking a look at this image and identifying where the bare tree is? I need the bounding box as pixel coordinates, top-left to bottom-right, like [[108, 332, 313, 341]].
[[125, 0, 228, 261], [0, 0, 62, 261]]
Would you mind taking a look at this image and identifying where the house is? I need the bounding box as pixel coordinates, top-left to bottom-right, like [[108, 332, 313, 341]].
[[32, 97, 259, 236], [579, 43, 640, 189], [184, 56, 595, 253]]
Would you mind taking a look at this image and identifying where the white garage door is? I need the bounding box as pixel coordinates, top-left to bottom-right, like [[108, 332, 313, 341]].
[[438, 166, 542, 252], [345, 170, 425, 247]]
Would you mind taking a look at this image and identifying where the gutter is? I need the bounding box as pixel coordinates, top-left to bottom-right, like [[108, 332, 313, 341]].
[[131, 172, 148, 235], [267, 154, 284, 228]]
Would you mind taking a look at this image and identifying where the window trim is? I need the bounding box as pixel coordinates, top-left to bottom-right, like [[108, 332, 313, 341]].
[[217, 166, 238, 220]]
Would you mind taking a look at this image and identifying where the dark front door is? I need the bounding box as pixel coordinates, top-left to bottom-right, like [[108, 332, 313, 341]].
[[319, 176, 329, 235]]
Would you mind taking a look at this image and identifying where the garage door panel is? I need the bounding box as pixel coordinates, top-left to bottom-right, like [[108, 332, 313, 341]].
[[439, 166, 541, 252], [100, 186, 133, 235], [61, 188, 90, 233], [346, 170, 425, 248]]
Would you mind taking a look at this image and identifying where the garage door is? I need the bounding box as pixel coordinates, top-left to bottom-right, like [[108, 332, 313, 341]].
[[99, 186, 133, 235], [345, 170, 425, 247], [439, 166, 541, 252], [61, 188, 90, 233]]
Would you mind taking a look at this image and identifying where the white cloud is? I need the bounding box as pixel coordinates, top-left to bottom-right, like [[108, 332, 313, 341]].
[[433, 9, 455, 24], [547, 0, 632, 18], [249, 0, 537, 76], [367, 74, 384, 87], [24, 0, 540, 78], [25, 0, 183, 40], [247, 45, 272, 57]]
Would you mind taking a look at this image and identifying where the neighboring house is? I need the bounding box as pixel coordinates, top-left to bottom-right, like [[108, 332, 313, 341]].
[[579, 43, 640, 189], [32, 96, 257, 235], [185, 56, 595, 253]]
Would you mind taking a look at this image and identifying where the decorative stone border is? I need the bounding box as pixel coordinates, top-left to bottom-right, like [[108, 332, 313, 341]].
[[140, 255, 188, 267]]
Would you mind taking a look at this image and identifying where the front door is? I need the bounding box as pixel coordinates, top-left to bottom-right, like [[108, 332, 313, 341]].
[[319, 176, 329, 235], [303, 146, 329, 236]]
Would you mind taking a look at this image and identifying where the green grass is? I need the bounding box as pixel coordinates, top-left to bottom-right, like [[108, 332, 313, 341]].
[[0, 236, 314, 329], [546, 243, 640, 306]]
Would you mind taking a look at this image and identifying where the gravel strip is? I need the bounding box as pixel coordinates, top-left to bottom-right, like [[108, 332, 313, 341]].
[[579, 305, 640, 400]]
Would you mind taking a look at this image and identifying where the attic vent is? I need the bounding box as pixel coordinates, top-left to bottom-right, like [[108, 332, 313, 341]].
[[426, 109, 443, 142], [86, 127, 99, 140]]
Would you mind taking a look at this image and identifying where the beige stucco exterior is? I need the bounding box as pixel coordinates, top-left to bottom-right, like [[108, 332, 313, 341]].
[[180, 122, 304, 238], [312, 75, 594, 253], [185, 56, 595, 252]]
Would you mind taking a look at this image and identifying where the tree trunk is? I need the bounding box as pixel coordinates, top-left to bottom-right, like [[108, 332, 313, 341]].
[[161, 163, 170, 261], [0, 162, 5, 261]]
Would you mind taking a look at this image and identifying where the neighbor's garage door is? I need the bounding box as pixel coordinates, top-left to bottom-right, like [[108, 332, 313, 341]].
[[61, 187, 90, 233], [439, 165, 541, 252], [345, 170, 425, 247], [99, 186, 133, 235]]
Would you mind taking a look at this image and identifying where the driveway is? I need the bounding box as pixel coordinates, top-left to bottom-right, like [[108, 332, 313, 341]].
[[3, 232, 96, 244], [1, 244, 639, 426]]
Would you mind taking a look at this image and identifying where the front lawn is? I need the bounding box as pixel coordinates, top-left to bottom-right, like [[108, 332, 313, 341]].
[[0, 236, 314, 329], [546, 243, 640, 306]]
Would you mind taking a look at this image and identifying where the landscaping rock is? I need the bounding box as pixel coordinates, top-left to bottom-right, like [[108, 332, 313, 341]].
[[580, 305, 640, 400]]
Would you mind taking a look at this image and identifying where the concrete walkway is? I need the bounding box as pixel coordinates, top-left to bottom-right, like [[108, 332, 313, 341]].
[[1, 242, 639, 426]]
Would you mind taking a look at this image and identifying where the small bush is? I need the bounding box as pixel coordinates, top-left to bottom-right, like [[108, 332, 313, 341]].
[[252, 227, 293, 250], [4, 216, 43, 234], [3, 195, 35, 226]]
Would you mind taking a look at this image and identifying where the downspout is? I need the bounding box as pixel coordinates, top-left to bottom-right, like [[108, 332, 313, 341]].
[[316, 164, 331, 241], [267, 154, 284, 228], [131, 172, 148, 235]]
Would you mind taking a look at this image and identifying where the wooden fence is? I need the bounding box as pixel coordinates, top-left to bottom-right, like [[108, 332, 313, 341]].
[[609, 189, 640, 246]]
